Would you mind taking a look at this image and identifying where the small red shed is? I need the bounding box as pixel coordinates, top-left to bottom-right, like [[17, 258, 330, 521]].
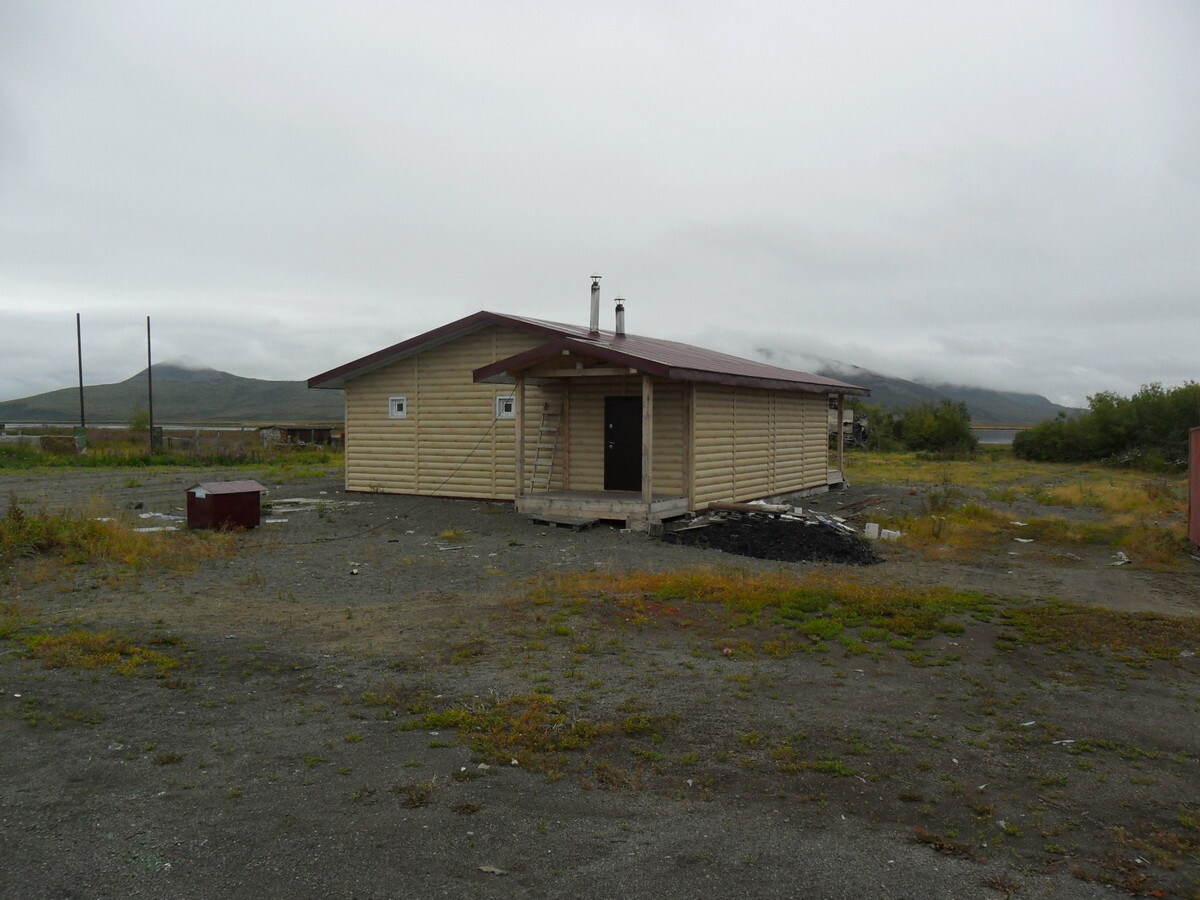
[[186, 481, 267, 530]]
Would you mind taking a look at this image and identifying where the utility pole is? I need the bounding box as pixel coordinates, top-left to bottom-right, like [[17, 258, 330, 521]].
[[76, 313, 85, 427], [74, 313, 87, 451], [146, 316, 156, 450]]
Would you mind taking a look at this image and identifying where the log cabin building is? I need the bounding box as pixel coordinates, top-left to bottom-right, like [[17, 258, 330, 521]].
[[309, 281, 869, 529]]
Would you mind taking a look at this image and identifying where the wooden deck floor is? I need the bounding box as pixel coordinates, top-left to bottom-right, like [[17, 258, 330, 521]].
[[517, 490, 690, 529]]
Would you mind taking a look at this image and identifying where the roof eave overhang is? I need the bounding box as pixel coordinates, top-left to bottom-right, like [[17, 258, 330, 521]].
[[668, 368, 871, 395], [309, 311, 572, 389]]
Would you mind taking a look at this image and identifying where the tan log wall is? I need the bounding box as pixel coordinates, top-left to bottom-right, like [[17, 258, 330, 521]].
[[691, 384, 827, 508], [343, 325, 553, 498]]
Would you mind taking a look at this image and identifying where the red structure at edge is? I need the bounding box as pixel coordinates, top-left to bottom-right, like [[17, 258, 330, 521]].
[[1189, 428, 1200, 549]]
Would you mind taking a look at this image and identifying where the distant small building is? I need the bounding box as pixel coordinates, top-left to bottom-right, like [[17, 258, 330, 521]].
[[259, 425, 338, 447]]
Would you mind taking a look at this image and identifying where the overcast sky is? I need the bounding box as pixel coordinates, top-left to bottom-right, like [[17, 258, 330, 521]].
[[2, 1, 1197, 408]]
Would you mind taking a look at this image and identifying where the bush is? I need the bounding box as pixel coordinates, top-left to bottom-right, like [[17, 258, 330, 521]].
[[128, 406, 150, 432], [847, 400, 977, 455], [1014, 382, 1200, 470], [895, 401, 977, 455]]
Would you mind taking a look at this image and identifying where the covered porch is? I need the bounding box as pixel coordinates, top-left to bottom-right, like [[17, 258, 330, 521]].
[[475, 339, 688, 531], [473, 332, 859, 531]]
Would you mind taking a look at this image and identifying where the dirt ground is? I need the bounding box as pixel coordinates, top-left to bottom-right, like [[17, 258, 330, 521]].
[[2, 467, 1198, 899]]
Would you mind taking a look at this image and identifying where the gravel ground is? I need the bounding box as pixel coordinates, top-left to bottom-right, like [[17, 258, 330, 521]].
[[2, 467, 1198, 899]]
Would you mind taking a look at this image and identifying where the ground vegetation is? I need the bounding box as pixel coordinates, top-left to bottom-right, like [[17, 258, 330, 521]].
[[1, 457, 1197, 898]]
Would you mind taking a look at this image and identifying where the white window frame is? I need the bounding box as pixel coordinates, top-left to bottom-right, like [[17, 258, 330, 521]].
[[388, 395, 408, 419], [495, 395, 517, 420]]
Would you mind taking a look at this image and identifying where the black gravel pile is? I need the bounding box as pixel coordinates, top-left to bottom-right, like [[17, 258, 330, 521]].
[[667, 515, 882, 565]]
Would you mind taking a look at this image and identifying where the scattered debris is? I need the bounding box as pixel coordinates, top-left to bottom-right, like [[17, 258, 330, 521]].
[[1110, 551, 1132, 567], [836, 494, 885, 514], [478, 866, 508, 876], [1014, 538, 1034, 544], [270, 497, 362, 514]]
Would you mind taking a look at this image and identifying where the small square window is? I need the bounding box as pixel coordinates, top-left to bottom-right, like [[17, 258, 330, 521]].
[[388, 395, 408, 419], [496, 396, 516, 420]]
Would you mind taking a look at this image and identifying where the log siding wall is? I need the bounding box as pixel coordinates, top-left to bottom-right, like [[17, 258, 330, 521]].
[[343, 326, 551, 498], [691, 384, 827, 508]]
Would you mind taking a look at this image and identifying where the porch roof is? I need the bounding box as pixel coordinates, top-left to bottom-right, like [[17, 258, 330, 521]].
[[472, 335, 870, 396]]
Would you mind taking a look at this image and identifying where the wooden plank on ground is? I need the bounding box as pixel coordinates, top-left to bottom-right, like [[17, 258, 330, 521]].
[[528, 513, 599, 531], [707, 501, 791, 515]]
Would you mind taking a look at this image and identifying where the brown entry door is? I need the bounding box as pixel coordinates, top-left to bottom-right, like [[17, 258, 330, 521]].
[[604, 396, 642, 492]]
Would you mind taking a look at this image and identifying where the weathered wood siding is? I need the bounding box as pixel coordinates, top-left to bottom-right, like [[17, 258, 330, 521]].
[[691, 384, 827, 507], [561, 377, 685, 495], [342, 325, 552, 498]]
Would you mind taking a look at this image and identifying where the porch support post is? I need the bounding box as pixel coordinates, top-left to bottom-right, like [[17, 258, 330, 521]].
[[836, 392, 845, 483], [515, 374, 527, 500], [561, 381, 571, 490], [642, 375, 654, 515]]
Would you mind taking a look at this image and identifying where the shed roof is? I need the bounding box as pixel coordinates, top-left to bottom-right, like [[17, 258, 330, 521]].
[[308, 311, 869, 396], [187, 480, 267, 496]]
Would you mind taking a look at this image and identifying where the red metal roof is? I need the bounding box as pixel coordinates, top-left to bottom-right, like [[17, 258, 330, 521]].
[[309, 311, 869, 396]]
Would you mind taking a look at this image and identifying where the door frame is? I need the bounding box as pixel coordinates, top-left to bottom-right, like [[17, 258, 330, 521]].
[[603, 395, 642, 492]]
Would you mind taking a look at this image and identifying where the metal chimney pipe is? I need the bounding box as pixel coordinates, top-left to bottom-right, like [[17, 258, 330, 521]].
[[614, 298, 625, 336], [589, 275, 601, 335]]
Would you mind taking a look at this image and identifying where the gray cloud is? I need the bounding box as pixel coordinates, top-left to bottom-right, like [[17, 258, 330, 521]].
[[1, 0, 1197, 409]]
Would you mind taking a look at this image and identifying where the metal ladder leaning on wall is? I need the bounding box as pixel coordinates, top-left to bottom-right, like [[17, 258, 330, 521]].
[[529, 404, 561, 492]]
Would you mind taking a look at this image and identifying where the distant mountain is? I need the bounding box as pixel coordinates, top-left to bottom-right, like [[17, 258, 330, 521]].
[[806, 362, 949, 412], [807, 362, 1080, 425], [0, 364, 343, 425], [1, 358, 1080, 427], [751, 352, 1079, 425], [921, 382, 1076, 426]]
